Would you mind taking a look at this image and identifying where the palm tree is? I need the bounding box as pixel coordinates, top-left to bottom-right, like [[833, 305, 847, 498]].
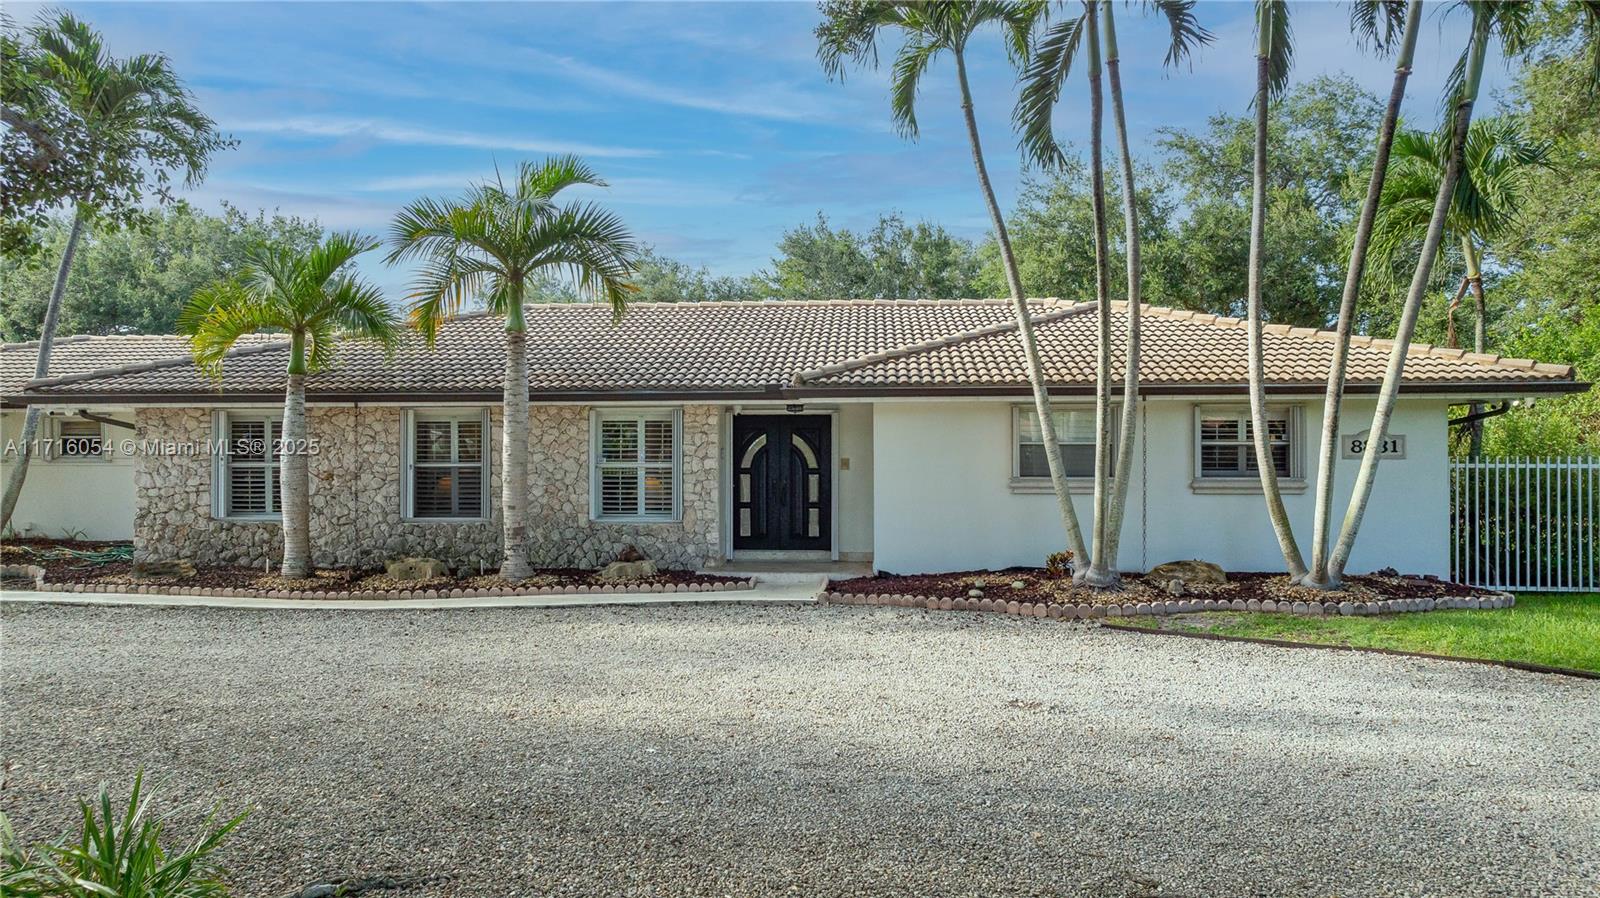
[[1243, 0, 1310, 582], [179, 234, 400, 578], [0, 11, 222, 533], [386, 157, 638, 581], [1328, 0, 1534, 583], [1015, 0, 1210, 585], [816, 0, 1092, 571], [1372, 116, 1550, 455], [1304, 0, 1423, 589]]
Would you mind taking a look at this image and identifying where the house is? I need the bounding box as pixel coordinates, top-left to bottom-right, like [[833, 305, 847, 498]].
[[4, 299, 1583, 575]]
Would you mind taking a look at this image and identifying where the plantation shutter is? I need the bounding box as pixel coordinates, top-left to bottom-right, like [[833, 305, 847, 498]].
[[410, 412, 488, 519], [223, 415, 282, 516], [593, 411, 680, 520]]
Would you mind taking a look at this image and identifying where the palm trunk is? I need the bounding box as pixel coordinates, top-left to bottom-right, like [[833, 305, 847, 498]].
[[1247, 7, 1309, 581], [1, 208, 85, 534], [500, 304, 533, 581], [1304, 0, 1421, 587], [1464, 235, 1486, 456], [952, 47, 1089, 567], [1445, 276, 1468, 349], [1099, 0, 1141, 573], [280, 336, 311, 577], [1081, 2, 1119, 587], [1330, 20, 1488, 581]]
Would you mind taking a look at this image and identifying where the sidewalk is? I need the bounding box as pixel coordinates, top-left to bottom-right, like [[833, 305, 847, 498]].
[[0, 577, 824, 611]]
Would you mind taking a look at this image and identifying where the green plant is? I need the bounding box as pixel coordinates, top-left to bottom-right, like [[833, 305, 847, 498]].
[[0, 771, 247, 898], [1045, 550, 1075, 579]]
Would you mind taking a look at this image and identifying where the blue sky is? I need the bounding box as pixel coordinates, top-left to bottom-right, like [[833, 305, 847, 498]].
[[29, 1, 1513, 297]]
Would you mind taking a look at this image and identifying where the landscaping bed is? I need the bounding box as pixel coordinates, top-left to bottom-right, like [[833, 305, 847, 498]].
[[825, 568, 1502, 619], [3, 539, 751, 599]]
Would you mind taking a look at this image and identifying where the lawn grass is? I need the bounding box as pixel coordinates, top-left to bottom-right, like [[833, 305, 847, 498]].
[[1120, 592, 1600, 673]]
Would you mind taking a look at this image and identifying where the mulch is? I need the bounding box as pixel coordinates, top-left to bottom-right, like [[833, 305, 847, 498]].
[[2, 539, 744, 596], [827, 568, 1485, 608]]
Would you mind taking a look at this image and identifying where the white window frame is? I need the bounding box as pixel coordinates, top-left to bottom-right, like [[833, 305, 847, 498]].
[[49, 417, 107, 462], [402, 408, 491, 522], [1010, 404, 1116, 494], [590, 408, 683, 523], [211, 410, 283, 521], [1191, 404, 1306, 493]]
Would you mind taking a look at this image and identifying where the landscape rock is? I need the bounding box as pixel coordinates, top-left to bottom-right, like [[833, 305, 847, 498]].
[[597, 559, 659, 581], [384, 556, 449, 581], [131, 559, 196, 579], [1146, 559, 1226, 589]]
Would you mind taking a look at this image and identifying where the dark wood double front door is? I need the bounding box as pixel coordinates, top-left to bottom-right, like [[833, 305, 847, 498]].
[[732, 415, 831, 551]]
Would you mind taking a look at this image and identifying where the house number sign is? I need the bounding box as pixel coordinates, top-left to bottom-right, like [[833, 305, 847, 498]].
[[1341, 430, 1406, 459]]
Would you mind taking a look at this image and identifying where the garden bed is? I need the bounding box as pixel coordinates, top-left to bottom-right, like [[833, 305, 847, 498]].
[[824, 568, 1505, 619], [3, 539, 751, 599]]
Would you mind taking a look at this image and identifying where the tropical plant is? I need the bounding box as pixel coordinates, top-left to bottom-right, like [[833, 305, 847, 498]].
[[1327, 0, 1537, 584], [0, 10, 229, 535], [0, 771, 247, 898], [1305, 0, 1423, 588], [180, 233, 400, 578], [816, 0, 1093, 572], [386, 156, 638, 581], [1015, 0, 1210, 586]]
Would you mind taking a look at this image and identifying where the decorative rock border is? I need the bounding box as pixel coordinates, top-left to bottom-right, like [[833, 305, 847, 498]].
[[31, 578, 758, 601], [817, 589, 1516, 619]]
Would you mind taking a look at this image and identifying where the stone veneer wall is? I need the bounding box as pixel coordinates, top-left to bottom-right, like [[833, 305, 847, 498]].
[[133, 403, 721, 572]]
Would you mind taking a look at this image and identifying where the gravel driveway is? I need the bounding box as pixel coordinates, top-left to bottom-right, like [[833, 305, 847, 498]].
[[3, 601, 1596, 898]]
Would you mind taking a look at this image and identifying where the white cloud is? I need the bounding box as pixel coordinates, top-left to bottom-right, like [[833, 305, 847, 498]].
[[222, 117, 659, 159]]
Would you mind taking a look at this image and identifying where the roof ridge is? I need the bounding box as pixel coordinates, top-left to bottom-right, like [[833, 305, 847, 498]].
[[791, 300, 1089, 385], [0, 334, 97, 353], [1133, 303, 1576, 378], [515, 297, 1055, 310], [23, 337, 288, 390]]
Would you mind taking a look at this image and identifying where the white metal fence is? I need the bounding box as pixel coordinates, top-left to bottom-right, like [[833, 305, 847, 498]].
[[1450, 456, 1599, 592]]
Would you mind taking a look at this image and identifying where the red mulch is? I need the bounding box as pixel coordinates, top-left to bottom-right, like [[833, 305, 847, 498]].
[[827, 568, 1485, 608], [2, 539, 744, 595]]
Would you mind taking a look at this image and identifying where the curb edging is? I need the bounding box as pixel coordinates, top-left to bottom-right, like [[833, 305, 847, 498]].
[[816, 589, 1517, 620], [33, 577, 758, 602]]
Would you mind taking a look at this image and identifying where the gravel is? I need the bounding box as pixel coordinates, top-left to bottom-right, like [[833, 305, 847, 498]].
[[2, 601, 1596, 898]]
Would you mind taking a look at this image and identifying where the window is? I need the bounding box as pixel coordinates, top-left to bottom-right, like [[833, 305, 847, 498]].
[[404, 410, 488, 520], [1014, 406, 1106, 479], [592, 409, 680, 521], [53, 418, 104, 460], [1195, 407, 1298, 479], [215, 413, 282, 518]]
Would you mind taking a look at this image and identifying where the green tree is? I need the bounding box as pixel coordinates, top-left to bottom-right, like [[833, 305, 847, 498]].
[[180, 234, 400, 578], [761, 212, 981, 299], [1155, 74, 1386, 326], [387, 156, 638, 581], [0, 10, 229, 535], [0, 203, 323, 341], [817, 0, 1093, 569], [628, 247, 755, 303]]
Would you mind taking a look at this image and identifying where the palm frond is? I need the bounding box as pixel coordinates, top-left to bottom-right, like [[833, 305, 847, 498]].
[[889, 34, 942, 140], [1145, 0, 1214, 69], [1015, 10, 1087, 169], [815, 0, 906, 81], [518, 154, 607, 200], [179, 279, 287, 379], [1255, 0, 1294, 99]]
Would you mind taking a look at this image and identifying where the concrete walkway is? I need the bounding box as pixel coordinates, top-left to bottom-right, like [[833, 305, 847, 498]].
[[0, 577, 824, 611]]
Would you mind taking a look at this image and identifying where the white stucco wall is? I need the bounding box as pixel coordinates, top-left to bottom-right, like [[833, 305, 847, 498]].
[[836, 403, 874, 560], [871, 396, 1451, 577], [1, 408, 138, 540]]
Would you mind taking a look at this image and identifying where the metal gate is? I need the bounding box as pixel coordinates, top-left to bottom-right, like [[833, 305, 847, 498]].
[[1450, 456, 1599, 592]]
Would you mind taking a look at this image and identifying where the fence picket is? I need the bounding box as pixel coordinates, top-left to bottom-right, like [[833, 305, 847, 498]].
[[1450, 456, 1599, 592]]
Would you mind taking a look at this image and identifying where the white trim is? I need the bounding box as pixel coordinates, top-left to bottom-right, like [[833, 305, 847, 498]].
[[401, 408, 491, 523], [212, 410, 282, 522], [1190, 404, 1306, 493], [1010, 402, 1117, 492], [589, 407, 683, 523]]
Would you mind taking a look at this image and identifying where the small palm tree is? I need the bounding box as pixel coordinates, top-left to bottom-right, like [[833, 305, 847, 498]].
[[817, 0, 1093, 571], [0, 11, 225, 533], [1015, 0, 1211, 585], [386, 156, 637, 581], [180, 233, 400, 578]]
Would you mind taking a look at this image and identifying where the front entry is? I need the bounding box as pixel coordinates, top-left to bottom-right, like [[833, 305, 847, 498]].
[[732, 415, 831, 551]]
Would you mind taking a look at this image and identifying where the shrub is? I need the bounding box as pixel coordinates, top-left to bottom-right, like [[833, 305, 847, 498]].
[[1045, 550, 1075, 579], [0, 771, 247, 898]]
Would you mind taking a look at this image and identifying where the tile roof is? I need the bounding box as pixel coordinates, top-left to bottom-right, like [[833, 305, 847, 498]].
[[11, 300, 1580, 404], [0, 333, 283, 404]]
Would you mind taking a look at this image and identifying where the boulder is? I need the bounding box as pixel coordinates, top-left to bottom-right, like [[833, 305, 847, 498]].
[[1164, 578, 1186, 597], [597, 559, 658, 581], [614, 544, 646, 563], [1146, 559, 1226, 589], [384, 557, 449, 581], [132, 559, 196, 579]]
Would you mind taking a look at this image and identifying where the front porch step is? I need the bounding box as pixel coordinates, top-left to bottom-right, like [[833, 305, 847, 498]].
[[703, 560, 870, 587]]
